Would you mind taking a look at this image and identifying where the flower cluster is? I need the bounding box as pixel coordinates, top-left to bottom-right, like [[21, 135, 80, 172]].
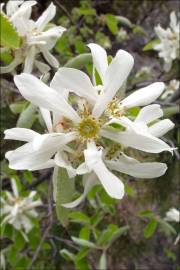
[[1, 178, 42, 235], [4, 43, 174, 207], [154, 12, 180, 72], [0, 1, 65, 74]]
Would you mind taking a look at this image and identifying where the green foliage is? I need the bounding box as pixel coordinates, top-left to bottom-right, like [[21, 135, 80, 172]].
[[144, 218, 158, 238], [16, 103, 37, 129], [0, 13, 21, 49], [104, 14, 119, 35], [143, 39, 160, 51], [53, 167, 75, 227]]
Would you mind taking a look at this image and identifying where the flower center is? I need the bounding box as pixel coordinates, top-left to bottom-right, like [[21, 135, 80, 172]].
[[78, 117, 99, 139]]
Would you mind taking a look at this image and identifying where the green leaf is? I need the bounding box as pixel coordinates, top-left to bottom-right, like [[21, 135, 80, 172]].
[[144, 219, 158, 238], [116, 15, 133, 28], [71, 237, 97, 249], [99, 252, 107, 270], [79, 8, 96, 15], [65, 53, 92, 69], [17, 104, 37, 128], [163, 106, 179, 118], [97, 225, 129, 247], [69, 212, 90, 224], [104, 14, 119, 35], [10, 101, 28, 114], [138, 210, 154, 217], [79, 227, 90, 240], [158, 219, 177, 236], [53, 167, 75, 227], [143, 39, 160, 51], [60, 249, 75, 261], [0, 13, 21, 49], [125, 184, 135, 197], [75, 247, 90, 261], [75, 258, 91, 270]]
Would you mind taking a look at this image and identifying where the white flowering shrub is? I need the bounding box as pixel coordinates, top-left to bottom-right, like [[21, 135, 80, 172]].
[[0, 1, 179, 269]]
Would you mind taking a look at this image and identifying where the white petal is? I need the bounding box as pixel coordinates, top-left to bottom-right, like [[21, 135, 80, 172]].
[[6, 1, 24, 17], [34, 26, 66, 47], [92, 50, 134, 118], [23, 46, 36, 73], [84, 142, 124, 199], [101, 129, 173, 153], [54, 151, 76, 178], [10, 1, 36, 22], [62, 173, 98, 208], [41, 47, 59, 68], [87, 43, 108, 84], [170, 11, 177, 30], [40, 107, 52, 132], [4, 128, 38, 142], [120, 82, 165, 109], [32, 132, 76, 151], [106, 152, 167, 178], [5, 132, 76, 170], [11, 178, 19, 197], [29, 159, 55, 170], [14, 73, 81, 123], [135, 104, 163, 124], [76, 162, 90, 175], [149, 119, 175, 137], [35, 2, 56, 31], [51, 68, 97, 103]]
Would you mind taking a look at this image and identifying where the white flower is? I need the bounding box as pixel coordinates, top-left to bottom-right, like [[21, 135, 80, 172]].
[[5, 44, 174, 204], [0, 1, 66, 74], [1, 178, 42, 234], [165, 208, 180, 222], [165, 208, 180, 245], [161, 79, 180, 100], [154, 11, 180, 72]]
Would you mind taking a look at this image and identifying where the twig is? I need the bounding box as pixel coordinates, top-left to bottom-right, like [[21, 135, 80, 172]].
[[25, 170, 51, 190], [54, 0, 73, 23], [48, 235, 79, 251], [27, 181, 54, 270]]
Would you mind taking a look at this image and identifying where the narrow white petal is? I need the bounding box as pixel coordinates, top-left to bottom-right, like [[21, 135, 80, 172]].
[[135, 104, 163, 124], [4, 128, 38, 142], [101, 129, 173, 153], [92, 50, 134, 118], [14, 73, 81, 123], [121, 82, 165, 109], [35, 2, 56, 31], [41, 48, 59, 68], [40, 107, 53, 132], [106, 152, 167, 178], [62, 173, 98, 208], [10, 1, 36, 22], [76, 162, 90, 175], [51, 68, 97, 103], [84, 142, 124, 199], [29, 159, 55, 170], [54, 151, 76, 178], [5, 132, 76, 170], [87, 43, 108, 84], [11, 178, 19, 197], [23, 46, 36, 73], [6, 1, 24, 17], [149, 119, 175, 137]]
